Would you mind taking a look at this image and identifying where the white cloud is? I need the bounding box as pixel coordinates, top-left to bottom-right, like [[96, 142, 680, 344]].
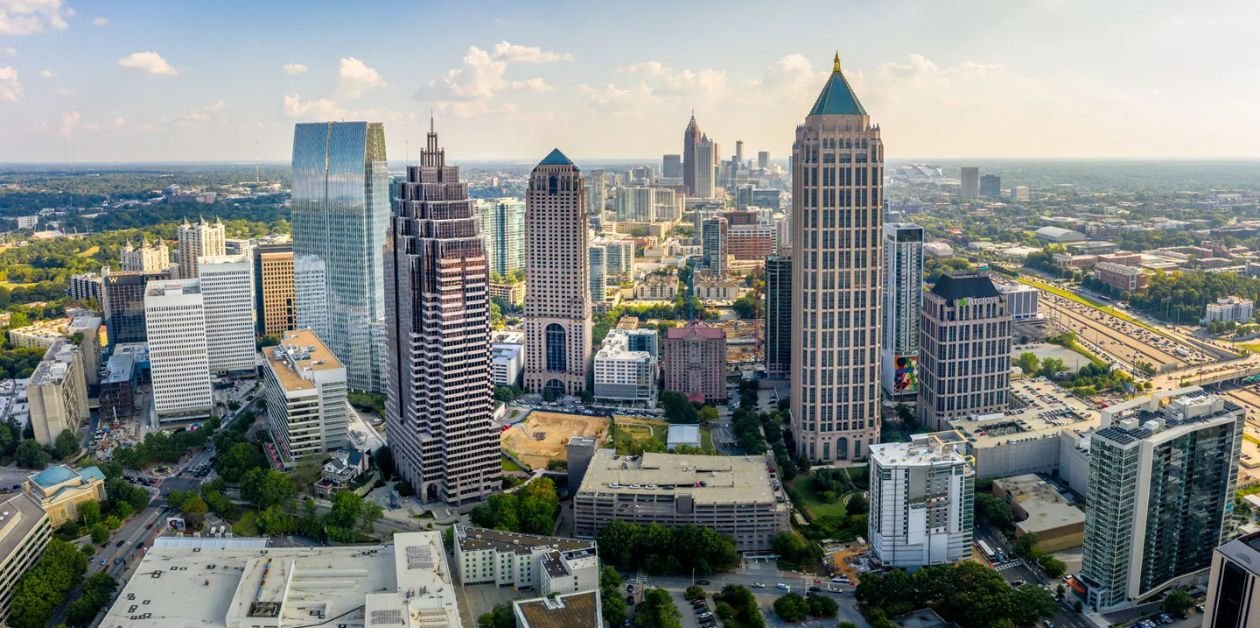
[[0, 65, 20, 102], [166, 99, 225, 123], [117, 51, 178, 76], [338, 57, 384, 98], [52, 87, 76, 96], [3, 46, 14, 56], [616, 61, 729, 99], [0, 0, 71, 36], [58, 110, 78, 138], [38, 69, 52, 77], [282, 62, 307, 75], [283, 93, 345, 119], [91, 16, 108, 27], [578, 82, 656, 110], [113, 116, 125, 127], [491, 41, 573, 64], [416, 41, 569, 117]]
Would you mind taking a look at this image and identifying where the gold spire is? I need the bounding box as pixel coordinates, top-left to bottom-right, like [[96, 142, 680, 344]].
[[833, 51, 841, 72]]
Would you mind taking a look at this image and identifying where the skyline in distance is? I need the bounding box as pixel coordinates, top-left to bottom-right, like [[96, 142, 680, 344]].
[[1, 0, 1258, 162]]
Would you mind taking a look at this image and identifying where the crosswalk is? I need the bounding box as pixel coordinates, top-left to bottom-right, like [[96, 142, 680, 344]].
[[993, 559, 1026, 572]]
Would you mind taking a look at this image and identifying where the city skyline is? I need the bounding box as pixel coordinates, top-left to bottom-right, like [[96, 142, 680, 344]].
[[2, 0, 1259, 162]]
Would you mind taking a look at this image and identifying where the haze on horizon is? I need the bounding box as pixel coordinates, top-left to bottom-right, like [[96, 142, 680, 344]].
[[1, 0, 1257, 163]]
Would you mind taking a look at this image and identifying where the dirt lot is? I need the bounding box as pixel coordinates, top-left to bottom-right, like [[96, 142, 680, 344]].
[[501, 411, 611, 469]]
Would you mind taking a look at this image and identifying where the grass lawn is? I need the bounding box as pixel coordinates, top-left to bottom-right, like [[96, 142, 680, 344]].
[[700, 426, 715, 451], [1019, 276, 1158, 330], [788, 472, 852, 519], [1237, 340, 1260, 354], [231, 511, 260, 537], [0, 280, 36, 289], [501, 456, 525, 473], [77, 245, 100, 257]]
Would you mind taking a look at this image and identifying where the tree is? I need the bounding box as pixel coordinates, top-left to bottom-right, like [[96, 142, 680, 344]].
[[1162, 589, 1194, 618], [806, 593, 838, 617], [697, 405, 719, 426], [774, 593, 809, 622], [1037, 357, 1067, 379], [636, 588, 683, 628], [477, 603, 514, 628], [975, 492, 1014, 529], [684, 585, 706, 601], [1016, 352, 1040, 375], [67, 571, 117, 627], [77, 500, 102, 526], [214, 441, 265, 483], [600, 565, 628, 627], [661, 391, 699, 424], [7, 539, 88, 628], [771, 530, 812, 564], [1055, 584, 1066, 600], [14, 439, 50, 468], [541, 388, 557, 402], [90, 522, 110, 543], [239, 468, 297, 510], [181, 495, 209, 529], [53, 429, 80, 460]]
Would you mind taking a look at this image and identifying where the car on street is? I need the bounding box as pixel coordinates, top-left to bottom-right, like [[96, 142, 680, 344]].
[[695, 579, 710, 585], [115, 540, 126, 547], [752, 582, 766, 588], [776, 583, 790, 591]]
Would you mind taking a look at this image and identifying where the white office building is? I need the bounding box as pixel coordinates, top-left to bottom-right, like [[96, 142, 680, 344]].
[[144, 280, 213, 423], [1206, 296, 1254, 324], [453, 525, 599, 596], [997, 281, 1040, 321], [197, 254, 256, 374], [491, 331, 525, 387], [592, 329, 657, 405], [869, 431, 974, 568], [262, 329, 349, 466]]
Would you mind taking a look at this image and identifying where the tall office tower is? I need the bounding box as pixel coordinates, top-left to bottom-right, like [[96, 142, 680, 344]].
[[293, 254, 329, 342], [1080, 390, 1244, 610], [198, 254, 256, 374], [735, 140, 744, 166], [585, 169, 608, 218], [1204, 530, 1260, 627], [662, 154, 682, 179], [120, 238, 171, 273], [144, 280, 213, 423], [100, 266, 169, 344], [683, 113, 702, 195], [765, 253, 792, 378], [916, 272, 1011, 431], [979, 174, 1001, 197], [384, 121, 501, 505], [869, 431, 974, 567], [757, 151, 769, 170], [881, 223, 924, 400], [790, 54, 885, 462], [176, 216, 226, 279], [263, 329, 349, 467], [253, 243, 295, 337], [524, 149, 592, 397], [694, 135, 718, 199], [475, 198, 526, 278], [291, 121, 389, 393], [959, 167, 979, 198], [588, 244, 607, 303], [700, 216, 729, 277]]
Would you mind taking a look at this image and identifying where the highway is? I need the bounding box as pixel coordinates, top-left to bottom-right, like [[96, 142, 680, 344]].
[[1041, 294, 1191, 368]]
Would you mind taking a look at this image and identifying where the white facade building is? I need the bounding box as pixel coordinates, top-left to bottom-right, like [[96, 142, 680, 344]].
[[197, 254, 256, 374], [869, 431, 974, 568], [491, 331, 525, 387], [997, 281, 1040, 321], [1206, 296, 1254, 324], [592, 329, 657, 405], [262, 329, 349, 466], [144, 280, 213, 422], [453, 525, 599, 596]]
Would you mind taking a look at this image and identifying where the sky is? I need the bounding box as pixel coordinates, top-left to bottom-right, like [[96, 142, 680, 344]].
[[1, 0, 1259, 163]]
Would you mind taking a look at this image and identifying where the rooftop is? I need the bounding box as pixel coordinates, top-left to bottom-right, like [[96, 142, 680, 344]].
[[514, 590, 600, 628], [264, 329, 344, 392], [577, 449, 786, 507], [0, 492, 48, 567], [455, 525, 594, 557], [930, 272, 1000, 301], [29, 339, 80, 387], [870, 431, 968, 467], [665, 323, 724, 340], [808, 53, 867, 117], [538, 148, 574, 167], [29, 464, 79, 488], [144, 279, 201, 297], [994, 474, 1086, 535], [1216, 531, 1260, 577], [950, 378, 1100, 448]]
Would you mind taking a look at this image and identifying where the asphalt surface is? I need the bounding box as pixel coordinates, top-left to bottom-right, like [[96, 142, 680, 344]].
[[974, 525, 1093, 628]]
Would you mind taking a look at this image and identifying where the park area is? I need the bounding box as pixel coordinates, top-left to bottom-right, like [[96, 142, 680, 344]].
[[500, 411, 610, 470]]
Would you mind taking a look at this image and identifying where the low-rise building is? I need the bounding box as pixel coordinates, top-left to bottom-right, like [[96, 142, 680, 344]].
[[633, 274, 678, 301], [490, 331, 525, 387], [1206, 296, 1254, 324], [489, 280, 526, 307], [992, 474, 1086, 552], [666, 424, 701, 450], [453, 525, 598, 595], [22, 465, 105, 527], [692, 274, 743, 302], [1095, 262, 1148, 293], [592, 329, 657, 406], [6, 317, 73, 350], [869, 431, 974, 568], [573, 450, 789, 552], [262, 329, 349, 466], [0, 492, 52, 623], [315, 447, 369, 498], [514, 590, 602, 628], [996, 281, 1040, 321]]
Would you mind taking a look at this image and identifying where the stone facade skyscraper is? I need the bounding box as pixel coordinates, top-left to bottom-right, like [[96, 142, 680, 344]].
[[291, 121, 389, 393], [384, 121, 501, 505], [790, 54, 885, 462], [524, 149, 592, 397], [683, 113, 701, 196], [176, 216, 225, 279]]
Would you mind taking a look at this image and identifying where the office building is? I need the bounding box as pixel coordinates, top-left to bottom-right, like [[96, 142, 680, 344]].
[[1204, 531, 1260, 627], [27, 339, 89, 447], [99, 343, 142, 423], [253, 243, 295, 337], [524, 149, 593, 397], [992, 474, 1086, 552], [701, 216, 729, 276], [68, 272, 102, 304], [868, 431, 974, 567], [1011, 185, 1031, 202], [384, 122, 501, 505], [573, 449, 789, 552], [453, 525, 598, 595], [979, 174, 1001, 197], [790, 54, 884, 462], [614, 186, 654, 222], [293, 253, 329, 342], [592, 329, 657, 406], [694, 134, 719, 199], [757, 151, 770, 170], [0, 492, 51, 623], [292, 121, 389, 393], [22, 464, 105, 527], [960, 167, 979, 197], [515, 591, 602, 628], [585, 169, 607, 218], [176, 216, 225, 279], [683, 114, 702, 195], [881, 223, 924, 399], [476, 198, 526, 277], [198, 254, 256, 374], [102, 532, 462, 628], [588, 244, 607, 303], [1095, 262, 1148, 293], [144, 280, 213, 423], [1080, 390, 1244, 609], [101, 266, 169, 344], [917, 273, 1011, 430], [491, 331, 525, 387], [120, 238, 171, 274], [488, 279, 526, 307], [996, 281, 1040, 320], [765, 253, 792, 378], [262, 329, 349, 466], [1206, 296, 1254, 324], [662, 323, 726, 403], [728, 223, 776, 261], [662, 154, 682, 179]]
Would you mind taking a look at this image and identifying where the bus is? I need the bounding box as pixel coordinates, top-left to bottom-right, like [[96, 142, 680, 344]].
[[977, 540, 996, 561]]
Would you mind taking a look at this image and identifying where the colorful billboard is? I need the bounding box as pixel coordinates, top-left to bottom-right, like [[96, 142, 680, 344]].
[[893, 354, 918, 394]]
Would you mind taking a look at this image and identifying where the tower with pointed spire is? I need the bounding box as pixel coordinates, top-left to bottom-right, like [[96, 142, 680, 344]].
[[384, 121, 501, 505], [524, 148, 592, 397], [789, 52, 885, 463], [683, 112, 702, 196], [176, 215, 225, 279], [121, 236, 172, 274]]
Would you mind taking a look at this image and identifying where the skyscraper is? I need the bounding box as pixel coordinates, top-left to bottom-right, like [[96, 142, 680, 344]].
[[475, 198, 526, 277], [683, 113, 702, 196], [790, 53, 885, 462], [176, 216, 225, 279], [881, 223, 924, 400], [144, 279, 213, 423], [253, 243, 295, 337], [1204, 530, 1260, 627], [293, 254, 329, 342], [979, 173, 1001, 197], [757, 151, 770, 170], [120, 238, 171, 274], [662, 154, 682, 179], [524, 149, 592, 397], [700, 216, 728, 277], [101, 266, 169, 345], [869, 431, 974, 567], [959, 167, 979, 198], [291, 121, 389, 393], [765, 253, 792, 379], [694, 134, 718, 199], [198, 254, 256, 374], [588, 244, 607, 303], [384, 121, 501, 504]]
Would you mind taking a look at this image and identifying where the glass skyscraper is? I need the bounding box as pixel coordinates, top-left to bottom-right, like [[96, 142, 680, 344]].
[[291, 122, 389, 392], [475, 198, 525, 278]]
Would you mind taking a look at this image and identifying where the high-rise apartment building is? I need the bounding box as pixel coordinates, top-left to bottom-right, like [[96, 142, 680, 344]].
[[588, 244, 607, 303], [662, 154, 682, 179], [475, 198, 526, 278], [960, 167, 979, 198], [592, 329, 657, 406], [881, 223, 924, 400], [176, 216, 226, 279], [585, 169, 607, 219], [524, 149, 592, 397], [765, 253, 792, 379], [869, 431, 974, 567], [917, 272, 1011, 430], [27, 339, 89, 446], [683, 114, 702, 196], [144, 280, 213, 423], [291, 121, 389, 393], [596, 238, 634, 282], [1080, 390, 1244, 609], [694, 135, 719, 199], [790, 54, 884, 462], [198, 254, 256, 374], [101, 266, 170, 345], [262, 330, 349, 466], [662, 323, 726, 403], [293, 254, 329, 342], [120, 238, 171, 274], [384, 122, 501, 505], [979, 174, 1001, 197], [1204, 531, 1260, 627], [253, 243, 295, 337], [701, 216, 729, 277]]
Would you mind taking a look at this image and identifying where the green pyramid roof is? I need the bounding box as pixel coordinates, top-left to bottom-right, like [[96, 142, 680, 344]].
[[809, 53, 866, 116], [539, 148, 573, 166]]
